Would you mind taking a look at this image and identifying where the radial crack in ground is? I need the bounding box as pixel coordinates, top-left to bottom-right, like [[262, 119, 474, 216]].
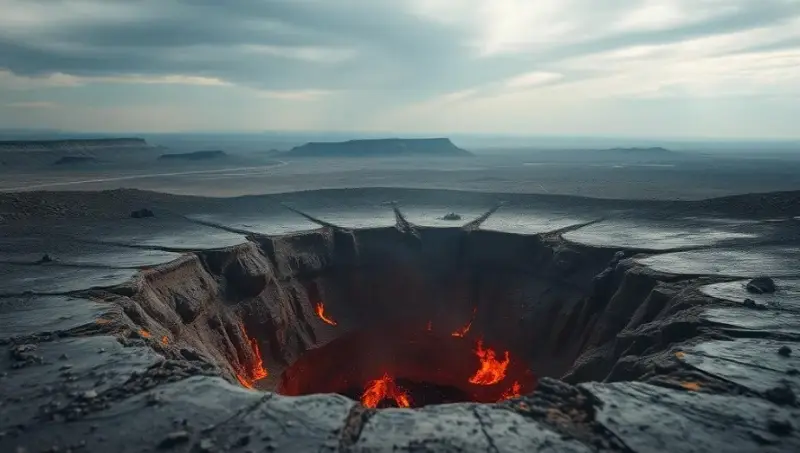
[[281, 203, 349, 231], [463, 202, 505, 231]]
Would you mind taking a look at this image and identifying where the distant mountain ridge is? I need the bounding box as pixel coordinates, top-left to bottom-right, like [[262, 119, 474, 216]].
[[0, 138, 150, 153], [158, 150, 227, 161], [603, 147, 672, 153], [286, 138, 472, 157]]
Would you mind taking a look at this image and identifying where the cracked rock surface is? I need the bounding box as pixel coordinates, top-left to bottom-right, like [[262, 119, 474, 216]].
[[1, 187, 800, 452]]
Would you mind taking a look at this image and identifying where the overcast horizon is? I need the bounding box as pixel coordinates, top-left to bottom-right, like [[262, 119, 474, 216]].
[[1, 0, 799, 139]]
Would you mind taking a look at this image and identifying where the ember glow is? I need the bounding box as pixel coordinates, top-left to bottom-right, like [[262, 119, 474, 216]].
[[161, 335, 169, 345], [468, 339, 510, 386], [237, 324, 268, 388], [315, 302, 338, 326], [139, 329, 151, 338], [236, 373, 254, 389], [451, 307, 476, 338], [247, 336, 269, 380], [681, 381, 701, 392], [361, 373, 412, 408], [500, 381, 522, 400]]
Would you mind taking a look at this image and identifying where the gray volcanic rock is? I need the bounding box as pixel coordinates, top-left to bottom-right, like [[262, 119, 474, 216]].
[[130, 208, 155, 218], [286, 138, 472, 157], [1, 188, 799, 452], [747, 276, 777, 294]]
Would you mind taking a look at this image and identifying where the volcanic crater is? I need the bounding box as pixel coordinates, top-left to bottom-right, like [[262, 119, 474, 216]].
[[110, 205, 696, 410]]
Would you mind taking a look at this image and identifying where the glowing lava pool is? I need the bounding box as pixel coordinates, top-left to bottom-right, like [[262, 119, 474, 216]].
[[277, 325, 536, 408]]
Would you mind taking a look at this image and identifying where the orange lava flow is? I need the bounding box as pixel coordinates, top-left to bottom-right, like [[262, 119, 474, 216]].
[[315, 302, 338, 326], [236, 373, 254, 389], [361, 373, 412, 408], [468, 339, 510, 386], [681, 381, 701, 392], [451, 307, 477, 338], [247, 336, 269, 380], [139, 329, 151, 338], [238, 324, 268, 387], [161, 335, 169, 345], [500, 381, 522, 400]]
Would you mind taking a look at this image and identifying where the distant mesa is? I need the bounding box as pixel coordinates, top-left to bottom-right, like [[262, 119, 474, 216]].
[[286, 138, 472, 158], [0, 138, 150, 152], [0, 137, 160, 169], [53, 156, 99, 165], [158, 150, 228, 161], [603, 147, 672, 153]]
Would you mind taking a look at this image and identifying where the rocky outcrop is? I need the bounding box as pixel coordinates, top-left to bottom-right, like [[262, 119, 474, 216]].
[[747, 276, 776, 294], [286, 138, 472, 158]]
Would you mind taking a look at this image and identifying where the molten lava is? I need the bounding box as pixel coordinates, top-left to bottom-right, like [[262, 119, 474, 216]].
[[139, 329, 151, 338], [468, 339, 510, 386], [361, 373, 412, 408], [236, 324, 268, 389], [500, 381, 522, 400], [451, 307, 477, 338], [315, 302, 338, 326], [681, 381, 701, 392], [247, 336, 269, 380], [161, 335, 169, 345], [236, 374, 254, 389]]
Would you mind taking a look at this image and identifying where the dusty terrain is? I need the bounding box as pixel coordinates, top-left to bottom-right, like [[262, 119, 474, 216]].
[[1, 137, 799, 452], [3, 135, 800, 200], [1, 186, 799, 452]]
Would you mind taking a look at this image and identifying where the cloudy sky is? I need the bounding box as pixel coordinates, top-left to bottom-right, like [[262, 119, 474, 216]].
[[1, 0, 799, 138]]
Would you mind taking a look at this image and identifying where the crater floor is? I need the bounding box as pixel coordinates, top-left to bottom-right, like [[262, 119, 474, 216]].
[[1, 187, 799, 452]]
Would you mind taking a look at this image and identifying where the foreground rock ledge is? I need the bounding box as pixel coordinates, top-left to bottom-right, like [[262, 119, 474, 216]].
[[1, 188, 799, 452]]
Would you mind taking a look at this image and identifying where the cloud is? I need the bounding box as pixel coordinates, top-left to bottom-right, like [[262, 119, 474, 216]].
[[242, 45, 357, 63], [0, 0, 798, 135], [257, 89, 335, 101], [0, 70, 230, 89], [504, 72, 564, 89], [0, 70, 83, 89], [5, 101, 60, 109]]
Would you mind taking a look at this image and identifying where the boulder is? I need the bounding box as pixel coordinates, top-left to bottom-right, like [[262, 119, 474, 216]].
[[131, 208, 155, 219], [746, 276, 776, 294]]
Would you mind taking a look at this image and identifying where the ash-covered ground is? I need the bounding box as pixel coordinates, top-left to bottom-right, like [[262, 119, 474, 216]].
[[1, 187, 799, 452]]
